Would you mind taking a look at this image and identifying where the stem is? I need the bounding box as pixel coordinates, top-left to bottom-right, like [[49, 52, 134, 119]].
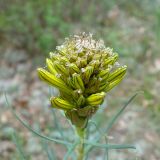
[[76, 127, 86, 160]]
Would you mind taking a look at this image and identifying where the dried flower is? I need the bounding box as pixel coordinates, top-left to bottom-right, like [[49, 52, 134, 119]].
[[37, 33, 127, 129]]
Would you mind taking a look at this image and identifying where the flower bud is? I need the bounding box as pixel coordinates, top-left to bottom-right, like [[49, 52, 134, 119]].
[[68, 63, 80, 74], [49, 52, 60, 61], [77, 95, 86, 107], [50, 97, 75, 110], [97, 69, 110, 81], [86, 92, 105, 106], [59, 57, 69, 65], [103, 57, 115, 67], [108, 65, 127, 82], [78, 58, 87, 68], [46, 58, 57, 75], [82, 66, 94, 84], [37, 68, 72, 95], [99, 82, 109, 92], [90, 60, 100, 70], [72, 73, 85, 91], [53, 61, 69, 76], [105, 77, 124, 92]]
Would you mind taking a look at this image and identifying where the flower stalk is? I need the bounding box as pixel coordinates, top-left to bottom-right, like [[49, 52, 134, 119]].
[[37, 32, 127, 159], [76, 127, 86, 160]]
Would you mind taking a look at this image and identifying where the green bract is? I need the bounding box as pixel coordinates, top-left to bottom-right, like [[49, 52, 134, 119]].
[[37, 33, 127, 129]]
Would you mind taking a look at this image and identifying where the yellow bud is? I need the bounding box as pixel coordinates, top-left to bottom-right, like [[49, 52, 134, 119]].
[[112, 53, 119, 62], [37, 68, 72, 95], [82, 66, 94, 84], [87, 52, 93, 62], [108, 65, 127, 82], [59, 57, 69, 65], [103, 57, 114, 67], [97, 69, 110, 80], [49, 52, 60, 61], [68, 63, 80, 74], [99, 82, 109, 91], [50, 97, 75, 110], [77, 95, 86, 107], [72, 73, 85, 91], [86, 92, 105, 106], [46, 58, 57, 75], [90, 60, 100, 70], [85, 77, 101, 94], [105, 77, 124, 92], [69, 55, 77, 62], [79, 58, 87, 68], [54, 61, 69, 76]]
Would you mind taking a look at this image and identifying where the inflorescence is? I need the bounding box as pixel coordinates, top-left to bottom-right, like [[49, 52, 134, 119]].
[[37, 33, 127, 129]]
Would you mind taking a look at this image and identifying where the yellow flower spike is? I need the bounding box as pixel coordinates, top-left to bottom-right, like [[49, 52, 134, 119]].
[[108, 65, 127, 82], [37, 68, 72, 95], [46, 58, 57, 75], [86, 92, 105, 106], [50, 97, 75, 110], [37, 33, 127, 129]]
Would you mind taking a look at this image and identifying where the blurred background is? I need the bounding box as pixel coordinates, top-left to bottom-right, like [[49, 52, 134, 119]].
[[0, 0, 160, 159]]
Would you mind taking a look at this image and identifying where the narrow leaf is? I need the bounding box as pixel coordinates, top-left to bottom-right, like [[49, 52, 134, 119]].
[[84, 141, 136, 150], [42, 140, 57, 160], [64, 140, 79, 160], [4, 92, 71, 146], [85, 92, 141, 153], [12, 131, 26, 160]]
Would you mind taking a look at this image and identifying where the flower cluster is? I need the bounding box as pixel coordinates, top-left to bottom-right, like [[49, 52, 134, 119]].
[[37, 33, 127, 129]]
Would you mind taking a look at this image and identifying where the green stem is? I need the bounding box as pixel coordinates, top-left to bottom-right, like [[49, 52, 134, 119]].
[[76, 127, 86, 160]]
